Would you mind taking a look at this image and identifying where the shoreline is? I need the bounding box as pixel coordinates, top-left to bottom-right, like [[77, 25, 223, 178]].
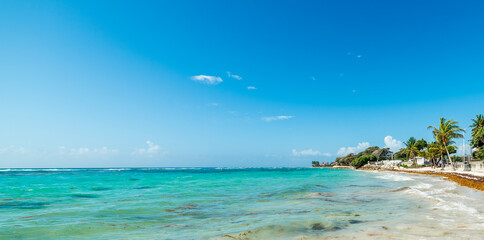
[[358, 166, 484, 191]]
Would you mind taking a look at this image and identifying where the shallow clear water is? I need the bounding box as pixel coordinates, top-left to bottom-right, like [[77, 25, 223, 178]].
[[0, 168, 483, 239]]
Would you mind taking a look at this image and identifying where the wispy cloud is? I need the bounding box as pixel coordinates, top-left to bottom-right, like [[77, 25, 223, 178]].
[[206, 102, 219, 107], [132, 141, 163, 157], [262, 116, 294, 122], [227, 71, 242, 80], [347, 52, 363, 59], [191, 75, 223, 85], [58, 146, 119, 156], [0, 145, 27, 154], [247, 86, 256, 90], [337, 142, 370, 156], [292, 149, 331, 157], [383, 136, 403, 152]]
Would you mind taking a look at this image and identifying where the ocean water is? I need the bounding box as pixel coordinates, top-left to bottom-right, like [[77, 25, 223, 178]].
[[1, 168, 483, 239]]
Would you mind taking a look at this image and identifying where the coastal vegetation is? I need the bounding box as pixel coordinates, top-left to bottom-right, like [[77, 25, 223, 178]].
[[470, 114, 484, 161], [428, 118, 464, 169], [319, 115, 484, 169], [350, 154, 377, 168], [335, 146, 390, 167]]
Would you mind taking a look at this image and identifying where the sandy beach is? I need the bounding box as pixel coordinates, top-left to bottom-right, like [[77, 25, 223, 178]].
[[360, 166, 484, 191]]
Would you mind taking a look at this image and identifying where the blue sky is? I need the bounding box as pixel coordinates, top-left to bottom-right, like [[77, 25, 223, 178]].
[[1, 0, 484, 167]]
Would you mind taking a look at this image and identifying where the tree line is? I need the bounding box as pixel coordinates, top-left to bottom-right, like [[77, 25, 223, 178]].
[[332, 115, 484, 169]]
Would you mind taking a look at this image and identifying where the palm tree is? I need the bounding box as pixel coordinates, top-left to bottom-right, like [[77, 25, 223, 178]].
[[470, 114, 484, 148], [428, 118, 464, 170], [424, 142, 440, 168], [401, 137, 420, 166], [436, 141, 445, 168]]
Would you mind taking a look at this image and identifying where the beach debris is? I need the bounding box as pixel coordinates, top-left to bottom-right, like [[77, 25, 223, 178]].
[[388, 186, 410, 192], [382, 226, 388, 230], [219, 231, 253, 240], [221, 235, 236, 239]]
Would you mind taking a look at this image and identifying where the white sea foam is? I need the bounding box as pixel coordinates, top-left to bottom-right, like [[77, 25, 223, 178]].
[[412, 183, 433, 189], [375, 173, 414, 181]]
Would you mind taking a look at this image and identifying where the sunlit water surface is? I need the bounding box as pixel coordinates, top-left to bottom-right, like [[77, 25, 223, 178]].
[[1, 168, 483, 239]]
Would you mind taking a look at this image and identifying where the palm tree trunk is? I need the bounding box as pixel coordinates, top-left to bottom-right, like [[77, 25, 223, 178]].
[[443, 142, 455, 170], [440, 151, 444, 170]]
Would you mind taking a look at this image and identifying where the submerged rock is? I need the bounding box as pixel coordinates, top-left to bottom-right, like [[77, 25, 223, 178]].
[[71, 194, 99, 199], [311, 223, 325, 230], [91, 187, 111, 191], [348, 220, 364, 224], [0, 201, 49, 209]]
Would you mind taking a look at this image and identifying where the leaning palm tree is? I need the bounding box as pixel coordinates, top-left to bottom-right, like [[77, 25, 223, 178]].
[[470, 114, 484, 148], [401, 137, 420, 166], [428, 118, 464, 170], [436, 141, 446, 168]]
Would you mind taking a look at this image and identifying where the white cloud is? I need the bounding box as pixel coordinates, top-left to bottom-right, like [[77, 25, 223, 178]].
[[207, 102, 219, 107], [247, 86, 256, 90], [132, 141, 162, 157], [0, 145, 27, 154], [58, 146, 118, 156], [262, 116, 294, 122], [227, 71, 242, 80], [384, 136, 403, 152], [191, 75, 223, 85], [347, 52, 362, 59], [337, 142, 370, 156], [292, 149, 331, 157]]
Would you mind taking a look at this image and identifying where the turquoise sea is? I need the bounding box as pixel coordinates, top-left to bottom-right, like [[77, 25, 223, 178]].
[[1, 168, 483, 239]]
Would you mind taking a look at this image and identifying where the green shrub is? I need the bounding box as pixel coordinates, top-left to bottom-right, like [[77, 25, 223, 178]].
[[474, 147, 484, 161], [350, 154, 377, 168]]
